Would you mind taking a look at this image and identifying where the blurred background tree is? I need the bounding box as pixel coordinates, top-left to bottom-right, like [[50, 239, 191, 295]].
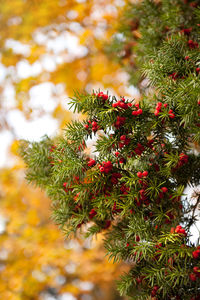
[[0, 0, 134, 138], [0, 0, 134, 299], [0, 166, 128, 300]]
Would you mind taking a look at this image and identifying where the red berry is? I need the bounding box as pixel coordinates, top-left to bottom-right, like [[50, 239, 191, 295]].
[[106, 160, 112, 166], [112, 102, 118, 108], [169, 113, 175, 119], [136, 277, 142, 284], [161, 187, 168, 193], [100, 167, 105, 173], [119, 102, 128, 109], [193, 266, 199, 274], [156, 102, 162, 109], [193, 250, 200, 259], [196, 68, 200, 74], [136, 235, 140, 242], [142, 171, 148, 177], [137, 109, 143, 115], [137, 172, 143, 178], [188, 40, 198, 49], [135, 103, 140, 109], [89, 208, 97, 219], [92, 121, 97, 127], [179, 228, 186, 235], [119, 142, 124, 149], [189, 273, 197, 281], [115, 151, 120, 157], [181, 28, 192, 35], [84, 124, 89, 130], [103, 94, 108, 100], [154, 109, 160, 116], [132, 110, 138, 116], [120, 135, 126, 141]]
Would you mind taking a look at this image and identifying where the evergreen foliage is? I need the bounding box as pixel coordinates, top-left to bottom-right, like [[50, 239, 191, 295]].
[[21, 1, 200, 299]]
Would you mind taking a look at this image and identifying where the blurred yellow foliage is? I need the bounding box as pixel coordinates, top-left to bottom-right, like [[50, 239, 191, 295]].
[[0, 168, 128, 299], [0, 0, 129, 133], [0, 1, 130, 299]]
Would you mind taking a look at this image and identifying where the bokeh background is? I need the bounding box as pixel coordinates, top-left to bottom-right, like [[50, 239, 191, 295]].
[[0, 1, 139, 299]]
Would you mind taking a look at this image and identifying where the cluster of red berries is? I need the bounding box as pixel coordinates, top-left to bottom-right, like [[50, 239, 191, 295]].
[[154, 102, 175, 119], [169, 72, 179, 80], [91, 121, 99, 132], [84, 120, 100, 132], [181, 27, 192, 35], [137, 170, 148, 178], [63, 181, 74, 194], [49, 145, 57, 152], [175, 153, 189, 169], [118, 135, 131, 148], [134, 143, 145, 156], [87, 158, 96, 167], [179, 152, 189, 163], [114, 116, 126, 128], [146, 139, 154, 149], [112, 97, 131, 109], [120, 183, 130, 194], [112, 201, 122, 214], [188, 39, 199, 49], [63, 182, 69, 193], [193, 247, 200, 259], [132, 103, 143, 116], [48, 145, 57, 165], [89, 208, 97, 219], [137, 188, 150, 206], [154, 102, 166, 115], [98, 161, 113, 173], [111, 172, 122, 184], [171, 225, 187, 236], [94, 91, 108, 101], [151, 285, 159, 297], [189, 266, 200, 282]]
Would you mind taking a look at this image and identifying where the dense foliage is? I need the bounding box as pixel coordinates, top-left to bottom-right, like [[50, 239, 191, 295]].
[[22, 0, 200, 299]]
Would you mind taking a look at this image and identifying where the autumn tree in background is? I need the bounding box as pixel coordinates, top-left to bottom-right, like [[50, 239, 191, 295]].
[[0, 0, 129, 135], [0, 166, 128, 300], [22, 0, 200, 299]]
